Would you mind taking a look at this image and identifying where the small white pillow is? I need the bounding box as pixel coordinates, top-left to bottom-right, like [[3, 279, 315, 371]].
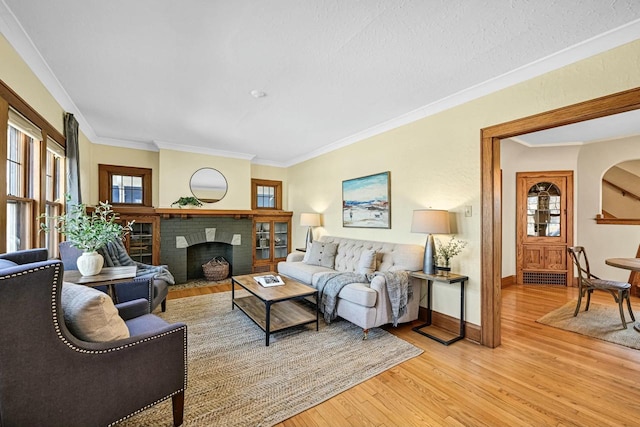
[[303, 243, 312, 263], [357, 249, 377, 274], [61, 282, 130, 342]]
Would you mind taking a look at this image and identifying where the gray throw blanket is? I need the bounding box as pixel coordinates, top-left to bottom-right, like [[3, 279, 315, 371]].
[[98, 240, 175, 285], [314, 270, 411, 326], [373, 270, 411, 326]]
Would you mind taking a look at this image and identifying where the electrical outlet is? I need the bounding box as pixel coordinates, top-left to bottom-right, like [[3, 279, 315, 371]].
[[464, 205, 472, 217]]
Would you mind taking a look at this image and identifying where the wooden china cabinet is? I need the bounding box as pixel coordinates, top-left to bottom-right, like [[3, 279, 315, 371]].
[[516, 171, 573, 286], [252, 212, 292, 273]]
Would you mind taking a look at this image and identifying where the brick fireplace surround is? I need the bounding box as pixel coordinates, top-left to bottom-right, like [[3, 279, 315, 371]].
[[160, 216, 252, 284]]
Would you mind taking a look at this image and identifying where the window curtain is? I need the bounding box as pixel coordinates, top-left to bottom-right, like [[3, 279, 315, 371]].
[[64, 113, 81, 206]]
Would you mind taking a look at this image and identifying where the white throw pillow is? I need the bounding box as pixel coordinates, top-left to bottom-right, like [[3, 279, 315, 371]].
[[305, 242, 338, 268], [61, 282, 130, 342], [303, 243, 312, 263], [357, 249, 377, 274]]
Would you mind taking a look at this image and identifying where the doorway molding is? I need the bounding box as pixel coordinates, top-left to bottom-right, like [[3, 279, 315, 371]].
[[480, 87, 640, 348]]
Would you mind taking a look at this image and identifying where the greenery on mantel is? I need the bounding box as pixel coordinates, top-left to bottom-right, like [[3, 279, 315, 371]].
[[40, 197, 133, 252], [171, 196, 203, 208]]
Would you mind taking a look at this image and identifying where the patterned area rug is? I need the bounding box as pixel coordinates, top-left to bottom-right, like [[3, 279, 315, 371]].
[[536, 301, 640, 349], [121, 291, 423, 426]]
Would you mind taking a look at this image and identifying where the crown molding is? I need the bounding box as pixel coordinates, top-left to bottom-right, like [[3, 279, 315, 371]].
[[93, 136, 159, 152], [508, 136, 585, 148], [152, 140, 256, 160], [2, 0, 639, 166], [285, 18, 640, 166], [0, 0, 99, 141]]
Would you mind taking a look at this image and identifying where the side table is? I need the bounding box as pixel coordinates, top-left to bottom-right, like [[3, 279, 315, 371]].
[[63, 266, 137, 303], [410, 271, 468, 346]]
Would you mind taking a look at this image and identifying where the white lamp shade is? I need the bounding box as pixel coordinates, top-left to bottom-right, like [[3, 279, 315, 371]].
[[300, 213, 321, 227], [410, 209, 450, 234]]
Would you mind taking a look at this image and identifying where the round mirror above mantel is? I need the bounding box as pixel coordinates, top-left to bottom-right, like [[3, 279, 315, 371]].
[[189, 168, 228, 203]]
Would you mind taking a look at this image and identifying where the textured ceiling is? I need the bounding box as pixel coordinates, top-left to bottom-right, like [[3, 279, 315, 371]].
[[2, 1, 640, 166]]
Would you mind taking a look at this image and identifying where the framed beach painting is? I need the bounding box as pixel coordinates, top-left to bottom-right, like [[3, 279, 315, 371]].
[[342, 171, 391, 228]]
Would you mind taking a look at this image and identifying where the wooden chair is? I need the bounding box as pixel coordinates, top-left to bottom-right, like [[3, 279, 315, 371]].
[[568, 246, 635, 328]]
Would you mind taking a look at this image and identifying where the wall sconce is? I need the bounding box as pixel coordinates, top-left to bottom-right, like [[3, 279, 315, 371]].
[[300, 213, 321, 250], [411, 209, 450, 274]]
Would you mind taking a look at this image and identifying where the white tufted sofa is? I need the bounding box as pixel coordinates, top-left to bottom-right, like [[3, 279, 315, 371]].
[[277, 236, 424, 338]]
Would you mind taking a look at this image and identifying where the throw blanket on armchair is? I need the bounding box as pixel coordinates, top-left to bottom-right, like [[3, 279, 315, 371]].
[[314, 271, 411, 326], [98, 240, 175, 285]]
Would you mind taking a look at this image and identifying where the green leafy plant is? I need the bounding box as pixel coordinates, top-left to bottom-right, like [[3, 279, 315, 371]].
[[40, 197, 133, 252], [171, 196, 203, 208], [436, 236, 468, 266]]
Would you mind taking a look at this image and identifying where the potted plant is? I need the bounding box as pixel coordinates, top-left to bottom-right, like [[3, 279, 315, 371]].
[[40, 198, 133, 276], [171, 196, 203, 208], [435, 236, 468, 275]]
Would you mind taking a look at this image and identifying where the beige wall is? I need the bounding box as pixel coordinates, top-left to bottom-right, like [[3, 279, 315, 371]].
[[88, 144, 159, 205], [578, 136, 640, 282], [3, 30, 640, 326], [251, 164, 289, 210], [287, 39, 640, 325], [0, 34, 64, 135], [157, 150, 251, 209]]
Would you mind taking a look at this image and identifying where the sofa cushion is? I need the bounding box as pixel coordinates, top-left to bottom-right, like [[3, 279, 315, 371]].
[[61, 282, 130, 342], [305, 242, 338, 268], [338, 283, 377, 308], [278, 261, 334, 285], [125, 313, 170, 336], [357, 249, 377, 274]]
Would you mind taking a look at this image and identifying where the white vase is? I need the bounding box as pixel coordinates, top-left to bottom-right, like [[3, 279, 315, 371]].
[[77, 251, 104, 276]]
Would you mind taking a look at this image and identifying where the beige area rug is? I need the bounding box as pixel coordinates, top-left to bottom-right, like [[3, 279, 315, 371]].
[[536, 301, 640, 349], [121, 291, 423, 426], [168, 277, 231, 291]]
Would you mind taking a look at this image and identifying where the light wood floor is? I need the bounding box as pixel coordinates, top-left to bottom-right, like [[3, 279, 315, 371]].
[[168, 284, 640, 426]]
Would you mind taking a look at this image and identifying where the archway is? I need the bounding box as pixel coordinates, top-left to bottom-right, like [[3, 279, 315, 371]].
[[480, 87, 640, 348]]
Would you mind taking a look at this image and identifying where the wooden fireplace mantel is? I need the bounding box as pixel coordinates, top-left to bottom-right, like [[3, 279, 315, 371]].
[[154, 208, 292, 219]]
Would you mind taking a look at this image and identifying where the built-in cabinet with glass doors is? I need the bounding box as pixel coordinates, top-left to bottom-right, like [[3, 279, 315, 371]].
[[252, 213, 292, 273], [117, 214, 160, 266]]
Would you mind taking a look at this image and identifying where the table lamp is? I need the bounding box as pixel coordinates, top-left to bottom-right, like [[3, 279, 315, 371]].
[[411, 209, 450, 274], [300, 213, 321, 250]]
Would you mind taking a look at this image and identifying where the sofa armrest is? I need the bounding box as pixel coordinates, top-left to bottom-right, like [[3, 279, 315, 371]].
[[116, 298, 150, 320], [286, 252, 305, 262]]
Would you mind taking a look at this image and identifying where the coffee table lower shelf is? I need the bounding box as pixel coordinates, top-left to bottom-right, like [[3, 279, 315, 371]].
[[233, 294, 318, 346]]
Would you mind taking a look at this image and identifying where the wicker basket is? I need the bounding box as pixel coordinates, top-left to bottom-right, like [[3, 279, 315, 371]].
[[202, 256, 229, 281]]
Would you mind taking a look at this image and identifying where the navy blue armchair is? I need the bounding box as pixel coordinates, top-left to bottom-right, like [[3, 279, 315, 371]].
[[0, 251, 187, 426]]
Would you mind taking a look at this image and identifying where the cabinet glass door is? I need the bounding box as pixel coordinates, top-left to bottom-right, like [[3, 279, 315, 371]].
[[273, 221, 289, 259], [526, 182, 561, 237], [256, 221, 270, 260], [129, 222, 153, 264]]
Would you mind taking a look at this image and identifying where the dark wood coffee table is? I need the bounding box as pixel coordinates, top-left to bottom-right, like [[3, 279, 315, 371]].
[[231, 273, 318, 346]]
